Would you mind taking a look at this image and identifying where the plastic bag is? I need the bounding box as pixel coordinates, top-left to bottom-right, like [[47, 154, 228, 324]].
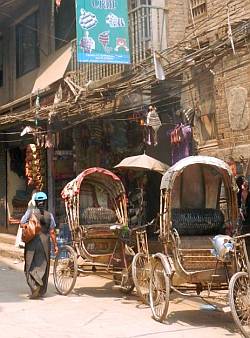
[[15, 225, 25, 248]]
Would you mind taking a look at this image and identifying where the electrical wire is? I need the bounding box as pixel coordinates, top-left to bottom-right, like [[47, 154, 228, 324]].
[[0, 0, 245, 64], [0, 129, 46, 135], [0, 6, 249, 130], [0, 137, 33, 143], [0, 2, 248, 151]]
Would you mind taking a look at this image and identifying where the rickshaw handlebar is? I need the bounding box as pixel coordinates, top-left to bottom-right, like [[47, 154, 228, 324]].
[[233, 232, 250, 240], [129, 218, 155, 233]]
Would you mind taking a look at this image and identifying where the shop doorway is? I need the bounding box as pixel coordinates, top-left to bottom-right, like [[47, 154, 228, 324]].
[[7, 147, 28, 231]]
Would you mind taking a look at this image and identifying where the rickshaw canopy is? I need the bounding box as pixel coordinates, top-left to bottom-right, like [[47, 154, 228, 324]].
[[160, 156, 238, 211], [61, 167, 126, 201], [161, 156, 237, 191]]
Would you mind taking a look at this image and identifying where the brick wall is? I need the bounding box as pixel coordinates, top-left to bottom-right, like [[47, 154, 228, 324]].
[[196, 49, 250, 162], [185, 0, 250, 46], [179, 0, 250, 164], [167, 0, 188, 48]]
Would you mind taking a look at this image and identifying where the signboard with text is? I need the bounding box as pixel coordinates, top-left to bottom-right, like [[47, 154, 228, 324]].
[[75, 0, 131, 64]]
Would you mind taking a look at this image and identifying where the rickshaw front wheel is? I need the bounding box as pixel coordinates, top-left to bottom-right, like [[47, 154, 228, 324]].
[[229, 271, 250, 337], [149, 257, 170, 322], [132, 253, 150, 304], [53, 245, 78, 296]]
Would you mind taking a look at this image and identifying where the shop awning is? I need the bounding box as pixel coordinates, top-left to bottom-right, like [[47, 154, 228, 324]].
[[32, 43, 72, 94]]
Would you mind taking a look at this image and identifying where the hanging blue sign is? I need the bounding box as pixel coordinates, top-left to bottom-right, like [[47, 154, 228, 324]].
[[75, 0, 131, 64]]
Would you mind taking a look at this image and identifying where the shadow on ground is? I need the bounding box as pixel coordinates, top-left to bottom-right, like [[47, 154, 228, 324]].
[[166, 308, 239, 336], [72, 273, 139, 307], [74, 280, 137, 300], [0, 258, 57, 303]]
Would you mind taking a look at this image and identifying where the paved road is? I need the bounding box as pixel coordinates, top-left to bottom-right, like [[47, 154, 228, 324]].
[[0, 255, 241, 338]]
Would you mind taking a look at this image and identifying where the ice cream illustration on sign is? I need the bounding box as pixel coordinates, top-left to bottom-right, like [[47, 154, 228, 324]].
[[106, 13, 125, 28], [98, 31, 110, 50], [79, 9, 98, 30], [80, 31, 95, 53], [115, 38, 129, 51]]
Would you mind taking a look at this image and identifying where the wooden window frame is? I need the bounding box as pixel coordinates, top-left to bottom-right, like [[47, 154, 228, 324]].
[[130, 0, 152, 41], [16, 12, 39, 78], [189, 0, 207, 20], [193, 67, 218, 145]]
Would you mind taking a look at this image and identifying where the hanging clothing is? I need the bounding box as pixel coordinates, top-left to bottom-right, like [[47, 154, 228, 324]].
[[171, 124, 192, 164], [146, 107, 162, 146], [88, 120, 103, 146]]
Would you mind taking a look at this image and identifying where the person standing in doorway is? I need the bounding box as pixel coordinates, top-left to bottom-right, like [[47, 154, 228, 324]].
[[20, 192, 58, 299]]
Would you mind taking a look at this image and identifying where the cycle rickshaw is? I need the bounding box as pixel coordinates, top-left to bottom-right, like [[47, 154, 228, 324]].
[[53, 167, 135, 296], [132, 156, 250, 337]]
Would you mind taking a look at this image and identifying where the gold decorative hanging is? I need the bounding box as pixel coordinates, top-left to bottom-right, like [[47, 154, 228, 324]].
[[25, 144, 45, 190]]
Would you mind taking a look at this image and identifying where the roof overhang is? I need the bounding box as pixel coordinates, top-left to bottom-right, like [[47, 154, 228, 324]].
[[32, 43, 72, 94]]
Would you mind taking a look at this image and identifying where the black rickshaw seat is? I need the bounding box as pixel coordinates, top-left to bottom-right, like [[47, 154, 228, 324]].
[[171, 208, 225, 236]]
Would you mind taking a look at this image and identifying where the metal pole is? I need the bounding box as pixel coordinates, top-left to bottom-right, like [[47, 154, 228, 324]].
[[47, 129, 55, 216]]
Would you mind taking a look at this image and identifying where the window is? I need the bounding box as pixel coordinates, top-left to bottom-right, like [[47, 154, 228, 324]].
[[194, 69, 217, 143], [55, 0, 76, 49], [0, 36, 3, 87], [16, 12, 39, 77], [190, 0, 207, 19], [199, 113, 217, 142], [130, 0, 152, 41]]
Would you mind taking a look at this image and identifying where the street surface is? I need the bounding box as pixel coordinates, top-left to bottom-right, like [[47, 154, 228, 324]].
[[0, 255, 242, 338]]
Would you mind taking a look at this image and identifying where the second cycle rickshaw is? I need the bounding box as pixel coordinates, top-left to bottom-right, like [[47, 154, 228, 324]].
[[133, 156, 250, 337]]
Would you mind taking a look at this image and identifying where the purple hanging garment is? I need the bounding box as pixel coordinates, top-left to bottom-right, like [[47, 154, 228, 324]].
[[171, 124, 192, 164], [181, 125, 192, 157]]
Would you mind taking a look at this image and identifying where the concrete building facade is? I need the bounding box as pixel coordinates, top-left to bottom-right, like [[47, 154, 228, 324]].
[[0, 0, 186, 232]]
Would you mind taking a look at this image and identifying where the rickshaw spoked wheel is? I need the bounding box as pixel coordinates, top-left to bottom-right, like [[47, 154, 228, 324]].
[[149, 257, 170, 322], [229, 271, 250, 337], [53, 245, 78, 295], [132, 253, 150, 304]]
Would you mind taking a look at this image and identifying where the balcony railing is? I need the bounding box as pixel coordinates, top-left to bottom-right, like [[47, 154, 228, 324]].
[[70, 5, 167, 85]]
